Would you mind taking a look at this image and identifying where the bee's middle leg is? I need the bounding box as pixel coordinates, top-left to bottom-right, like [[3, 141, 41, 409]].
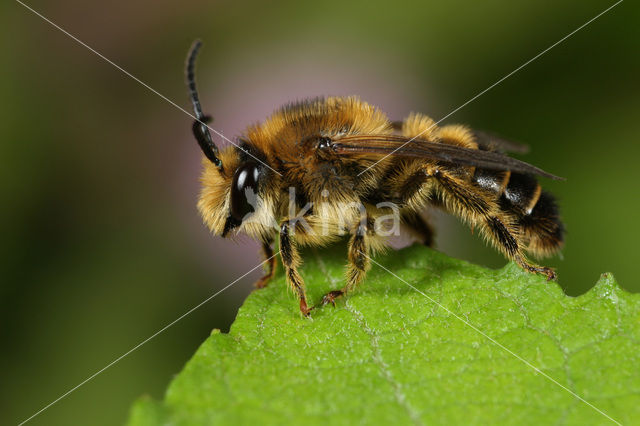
[[321, 221, 371, 306], [255, 237, 276, 289], [279, 220, 312, 316]]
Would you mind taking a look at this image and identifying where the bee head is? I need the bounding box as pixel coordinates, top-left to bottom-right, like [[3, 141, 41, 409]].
[[197, 148, 264, 237], [186, 40, 271, 239]]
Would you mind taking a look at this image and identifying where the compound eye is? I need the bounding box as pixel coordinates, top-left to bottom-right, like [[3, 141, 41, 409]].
[[230, 162, 260, 222]]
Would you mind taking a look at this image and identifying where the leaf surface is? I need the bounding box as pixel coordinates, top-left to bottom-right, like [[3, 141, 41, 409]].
[[128, 245, 639, 425]]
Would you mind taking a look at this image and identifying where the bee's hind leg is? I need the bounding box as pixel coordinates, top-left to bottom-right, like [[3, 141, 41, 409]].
[[432, 168, 556, 281], [279, 220, 312, 316], [320, 220, 371, 307], [255, 236, 276, 289], [484, 215, 557, 281]]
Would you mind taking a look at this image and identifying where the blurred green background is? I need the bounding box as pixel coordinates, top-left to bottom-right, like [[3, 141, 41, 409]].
[[1, 0, 638, 424]]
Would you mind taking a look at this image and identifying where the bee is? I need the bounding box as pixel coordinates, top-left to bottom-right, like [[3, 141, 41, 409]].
[[185, 40, 564, 316]]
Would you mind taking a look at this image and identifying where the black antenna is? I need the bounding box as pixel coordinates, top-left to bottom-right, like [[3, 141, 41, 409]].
[[186, 40, 221, 167]]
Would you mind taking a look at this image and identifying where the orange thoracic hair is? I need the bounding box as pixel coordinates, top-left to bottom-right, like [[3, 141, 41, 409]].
[[194, 96, 563, 316]]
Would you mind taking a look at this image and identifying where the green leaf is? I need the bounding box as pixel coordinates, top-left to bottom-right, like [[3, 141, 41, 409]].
[[127, 244, 639, 425]]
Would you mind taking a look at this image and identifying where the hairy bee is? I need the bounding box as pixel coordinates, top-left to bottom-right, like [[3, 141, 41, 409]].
[[186, 40, 564, 316]]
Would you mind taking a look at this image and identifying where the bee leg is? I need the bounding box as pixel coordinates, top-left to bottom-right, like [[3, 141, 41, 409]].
[[484, 215, 557, 281], [279, 220, 312, 316], [401, 210, 435, 247], [515, 255, 557, 281], [433, 169, 556, 281], [255, 237, 276, 289], [321, 221, 370, 306]]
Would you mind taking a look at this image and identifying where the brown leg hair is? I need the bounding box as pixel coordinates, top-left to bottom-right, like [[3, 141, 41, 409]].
[[279, 220, 312, 316], [484, 215, 556, 280], [321, 220, 371, 306], [432, 168, 556, 280], [255, 237, 276, 289]]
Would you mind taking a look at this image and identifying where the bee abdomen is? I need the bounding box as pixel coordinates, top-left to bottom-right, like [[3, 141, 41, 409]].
[[518, 190, 564, 256], [502, 173, 541, 214], [485, 170, 563, 256], [472, 168, 542, 214], [472, 168, 510, 195], [472, 168, 564, 256]]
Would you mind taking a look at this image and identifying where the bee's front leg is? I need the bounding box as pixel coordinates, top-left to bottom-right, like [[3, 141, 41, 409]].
[[255, 237, 276, 289], [321, 220, 371, 307], [279, 220, 312, 317]]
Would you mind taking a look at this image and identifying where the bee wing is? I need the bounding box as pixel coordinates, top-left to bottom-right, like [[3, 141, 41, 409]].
[[472, 130, 530, 154], [333, 135, 564, 180], [390, 121, 530, 154]]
